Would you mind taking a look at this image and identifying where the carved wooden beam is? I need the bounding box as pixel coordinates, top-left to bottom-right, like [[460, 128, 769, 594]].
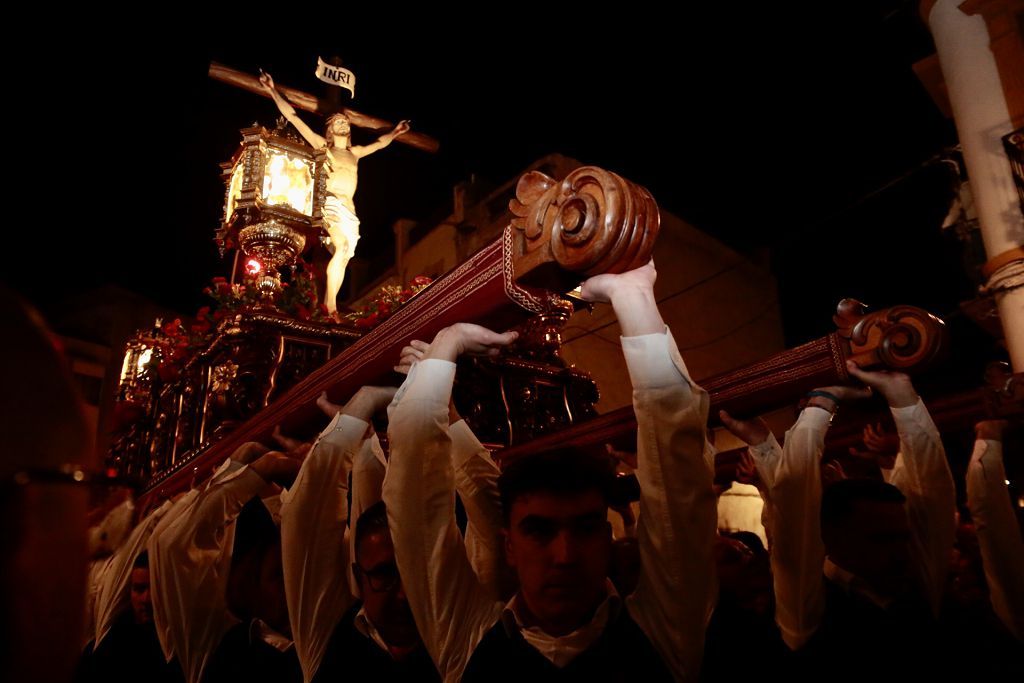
[[703, 299, 945, 420], [139, 157, 951, 499], [141, 165, 660, 500], [497, 299, 948, 465], [510, 167, 660, 292], [817, 364, 1023, 456], [208, 61, 439, 154]]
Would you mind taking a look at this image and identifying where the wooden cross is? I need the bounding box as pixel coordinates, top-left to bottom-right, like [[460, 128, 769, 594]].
[[208, 61, 439, 154]]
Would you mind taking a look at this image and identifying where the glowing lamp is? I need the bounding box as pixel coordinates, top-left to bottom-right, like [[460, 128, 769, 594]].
[[217, 120, 328, 298]]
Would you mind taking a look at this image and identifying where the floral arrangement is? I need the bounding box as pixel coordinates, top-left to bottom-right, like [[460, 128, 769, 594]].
[[152, 261, 331, 381], [146, 267, 431, 381], [345, 275, 433, 329]]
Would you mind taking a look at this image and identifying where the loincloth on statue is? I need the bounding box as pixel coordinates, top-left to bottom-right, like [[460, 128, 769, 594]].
[[322, 194, 360, 260]]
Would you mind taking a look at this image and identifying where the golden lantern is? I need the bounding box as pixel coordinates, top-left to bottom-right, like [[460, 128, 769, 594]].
[[217, 121, 327, 299], [117, 320, 161, 405]]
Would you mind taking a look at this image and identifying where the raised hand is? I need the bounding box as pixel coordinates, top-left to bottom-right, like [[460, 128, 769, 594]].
[[822, 459, 848, 486], [606, 443, 638, 471], [230, 441, 270, 466], [847, 421, 899, 471], [342, 386, 399, 422], [271, 426, 312, 461], [250, 451, 303, 488], [317, 391, 345, 418], [862, 421, 898, 453], [395, 339, 430, 374], [734, 451, 760, 487], [579, 260, 656, 305], [975, 419, 1010, 442], [845, 360, 918, 409], [426, 323, 518, 363], [719, 410, 770, 447], [579, 261, 662, 337]]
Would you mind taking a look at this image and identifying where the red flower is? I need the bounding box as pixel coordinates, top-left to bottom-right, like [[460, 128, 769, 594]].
[[355, 312, 378, 329], [410, 275, 432, 287]]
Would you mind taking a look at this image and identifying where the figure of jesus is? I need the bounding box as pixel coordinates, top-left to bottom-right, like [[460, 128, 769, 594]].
[[260, 72, 410, 315]]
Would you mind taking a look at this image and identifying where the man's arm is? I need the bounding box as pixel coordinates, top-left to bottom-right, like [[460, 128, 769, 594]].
[[93, 500, 172, 647], [582, 262, 718, 682], [450, 416, 506, 598], [394, 339, 507, 599], [383, 325, 515, 682], [347, 433, 388, 595], [847, 363, 956, 615], [966, 421, 1024, 640], [754, 383, 871, 649], [280, 387, 393, 683], [351, 120, 410, 158], [766, 406, 830, 650], [149, 488, 201, 661], [148, 447, 296, 683], [259, 71, 325, 148]]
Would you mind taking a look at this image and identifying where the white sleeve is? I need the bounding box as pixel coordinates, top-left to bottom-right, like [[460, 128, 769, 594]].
[[887, 399, 956, 615], [148, 459, 266, 683], [88, 498, 136, 556], [764, 407, 831, 650], [383, 361, 503, 683], [622, 329, 718, 683], [280, 412, 369, 683], [747, 433, 782, 548], [94, 500, 173, 646], [966, 438, 1024, 640], [450, 418, 505, 599], [149, 488, 200, 661], [83, 557, 113, 649], [347, 434, 387, 595]]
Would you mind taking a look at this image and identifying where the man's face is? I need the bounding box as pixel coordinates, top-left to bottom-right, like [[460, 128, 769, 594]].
[[505, 489, 611, 635], [830, 500, 912, 596], [355, 531, 417, 647], [329, 116, 351, 139], [130, 567, 152, 624]]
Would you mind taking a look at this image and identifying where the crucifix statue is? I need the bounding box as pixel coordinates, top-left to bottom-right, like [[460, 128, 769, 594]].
[[260, 71, 409, 315], [209, 62, 438, 316]]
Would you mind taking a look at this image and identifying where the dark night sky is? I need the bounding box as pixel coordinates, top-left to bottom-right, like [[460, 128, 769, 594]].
[[10, 2, 997, 371]]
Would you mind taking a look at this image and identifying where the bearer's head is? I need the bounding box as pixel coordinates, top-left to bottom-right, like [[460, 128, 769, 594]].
[[499, 449, 614, 635]]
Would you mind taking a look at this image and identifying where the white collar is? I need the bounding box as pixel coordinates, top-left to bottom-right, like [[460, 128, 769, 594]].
[[248, 619, 294, 653], [354, 606, 394, 657], [824, 557, 894, 609], [499, 580, 621, 668]]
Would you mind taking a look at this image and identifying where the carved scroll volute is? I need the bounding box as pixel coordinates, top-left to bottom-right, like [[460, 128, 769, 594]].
[[510, 166, 660, 291], [833, 298, 946, 373]]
